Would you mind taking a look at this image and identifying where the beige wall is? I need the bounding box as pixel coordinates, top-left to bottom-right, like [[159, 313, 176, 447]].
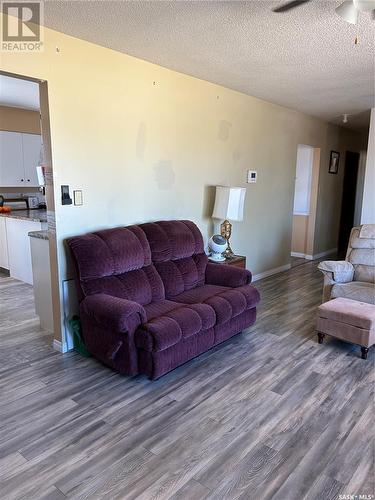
[[0, 105, 40, 133], [0, 17, 367, 344]]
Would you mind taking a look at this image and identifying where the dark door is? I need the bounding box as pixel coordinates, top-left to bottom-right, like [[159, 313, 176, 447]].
[[338, 151, 359, 254]]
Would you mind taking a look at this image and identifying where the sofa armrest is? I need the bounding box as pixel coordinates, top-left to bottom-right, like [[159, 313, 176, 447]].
[[205, 262, 252, 288], [81, 293, 146, 332], [317, 260, 354, 283]]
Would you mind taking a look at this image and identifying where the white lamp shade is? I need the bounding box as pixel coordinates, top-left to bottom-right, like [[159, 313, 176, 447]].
[[353, 0, 375, 11], [212, 186, 246, 221], [335, 1, 359, 24]]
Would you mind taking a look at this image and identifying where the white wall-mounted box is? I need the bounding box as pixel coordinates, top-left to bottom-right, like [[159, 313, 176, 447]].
[[247, 170, 257, 183]]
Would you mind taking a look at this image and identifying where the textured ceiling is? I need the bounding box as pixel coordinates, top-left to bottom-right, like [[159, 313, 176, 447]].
[[42, 0, 375, 131]]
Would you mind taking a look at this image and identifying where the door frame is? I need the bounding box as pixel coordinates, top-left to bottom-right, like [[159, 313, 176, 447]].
[[291, 146, 321, 260], [338, 150, 360, 254], [0, 70, 62, 346]]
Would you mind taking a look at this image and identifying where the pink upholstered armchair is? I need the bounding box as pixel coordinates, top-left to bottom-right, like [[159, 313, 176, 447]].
[[318, 224, 375, 304]]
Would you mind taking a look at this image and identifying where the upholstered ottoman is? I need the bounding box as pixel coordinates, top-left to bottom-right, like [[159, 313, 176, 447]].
[[317, 297, 375, 359]]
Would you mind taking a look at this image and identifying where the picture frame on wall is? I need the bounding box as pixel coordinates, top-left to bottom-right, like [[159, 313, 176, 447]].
[[329, 151, 340, 174]]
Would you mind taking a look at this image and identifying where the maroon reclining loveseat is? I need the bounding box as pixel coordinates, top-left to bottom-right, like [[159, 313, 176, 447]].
[[67, 220, 260, 379]]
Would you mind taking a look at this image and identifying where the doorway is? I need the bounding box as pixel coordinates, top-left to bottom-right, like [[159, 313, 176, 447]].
[[338, 151, 360, 255], [0, 70, 61, 346], [291, 145, 320, 264]]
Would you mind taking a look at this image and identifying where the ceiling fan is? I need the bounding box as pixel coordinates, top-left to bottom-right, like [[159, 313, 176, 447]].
[[273, 0, 375, 24]]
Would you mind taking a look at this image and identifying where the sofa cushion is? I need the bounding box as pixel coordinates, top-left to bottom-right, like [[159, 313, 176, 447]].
[[154, 254, 208, 298], [68, 225, 165, 305], [140, 220, 205, 261], [136, 302, 216, 352], [140, 220, 208, 297], [144, 299, 183, 321], [81, 265, 164, 305], [349, 226, 375, 249], [349, 248, 375, 266], [359, 224, 375, 239], [346, 230, 375, 284], [68, 225, 151, 279], [138, 329, 215, 379], [354, 265, 375, 284], [331, 281, 375, 305], [173, 284, 260, 325]]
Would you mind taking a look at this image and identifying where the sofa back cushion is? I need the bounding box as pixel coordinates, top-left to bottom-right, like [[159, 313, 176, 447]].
[[140, 220, 208, 298], [68, 225, 164, 304], [347, 226, 375, 284]]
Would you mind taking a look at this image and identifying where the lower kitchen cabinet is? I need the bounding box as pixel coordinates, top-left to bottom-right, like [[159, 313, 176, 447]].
[[5, 218, 44, 284], [0, 217, 9, 270]]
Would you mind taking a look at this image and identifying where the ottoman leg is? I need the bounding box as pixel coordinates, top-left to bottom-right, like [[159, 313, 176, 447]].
[[361, 347, 369, 360], [317, 332, 325, 344]]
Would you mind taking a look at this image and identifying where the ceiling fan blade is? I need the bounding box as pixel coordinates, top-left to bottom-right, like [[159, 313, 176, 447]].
[[273, 0, 311, 13]]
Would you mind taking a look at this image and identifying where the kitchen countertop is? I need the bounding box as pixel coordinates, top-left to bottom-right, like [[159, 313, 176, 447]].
[[28, 230, 49, 240], [0, 209, 47, 223]]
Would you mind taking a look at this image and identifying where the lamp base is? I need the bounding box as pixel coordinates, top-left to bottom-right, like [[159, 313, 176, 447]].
[[220, 219, 234, 258], [223, 244, 234, 259]]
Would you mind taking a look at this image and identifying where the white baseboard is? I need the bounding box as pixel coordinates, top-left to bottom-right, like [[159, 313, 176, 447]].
[[291, 252, 306, 258], [291, 248, 337, 261], [252, 263, 291, 282], [312, 248, 337, 260], [52, 339, 69, 353]]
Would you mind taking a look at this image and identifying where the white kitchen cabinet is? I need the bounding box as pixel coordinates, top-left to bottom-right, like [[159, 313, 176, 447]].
[[0, 217, 9, 270], [22, 133, 41, 186], [0, 131, 24, 187], [0, 131, 42, 187], [6, 218, 43, 284]]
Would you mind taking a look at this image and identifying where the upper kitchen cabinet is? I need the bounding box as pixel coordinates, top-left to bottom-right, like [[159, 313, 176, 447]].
[[0, 131, 23, 187], [22, 133, 41, 186], [0, 131, 42, 187]]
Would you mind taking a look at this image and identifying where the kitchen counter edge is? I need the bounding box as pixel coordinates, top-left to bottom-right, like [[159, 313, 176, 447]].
[[0, 209, 47, 223], [28, 230, 49, 240]]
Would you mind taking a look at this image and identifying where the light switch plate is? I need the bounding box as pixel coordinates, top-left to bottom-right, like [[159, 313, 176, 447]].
[[61, 185, 72, 205], [247, 170, 257, 183], [73, 190, 83, 206]]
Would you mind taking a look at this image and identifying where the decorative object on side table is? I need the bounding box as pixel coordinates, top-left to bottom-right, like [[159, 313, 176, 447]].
[[329, 150, 340, 174], [208, 234, 227, 262], [212, 185, 246, 258]]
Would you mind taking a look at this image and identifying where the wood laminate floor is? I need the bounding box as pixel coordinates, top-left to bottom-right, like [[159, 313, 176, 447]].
[[290, 257, 307, 268], [0, 262, 374, 500]]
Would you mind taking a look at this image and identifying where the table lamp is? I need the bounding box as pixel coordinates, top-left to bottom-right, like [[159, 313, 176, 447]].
[[212, 186, 246, 258]]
